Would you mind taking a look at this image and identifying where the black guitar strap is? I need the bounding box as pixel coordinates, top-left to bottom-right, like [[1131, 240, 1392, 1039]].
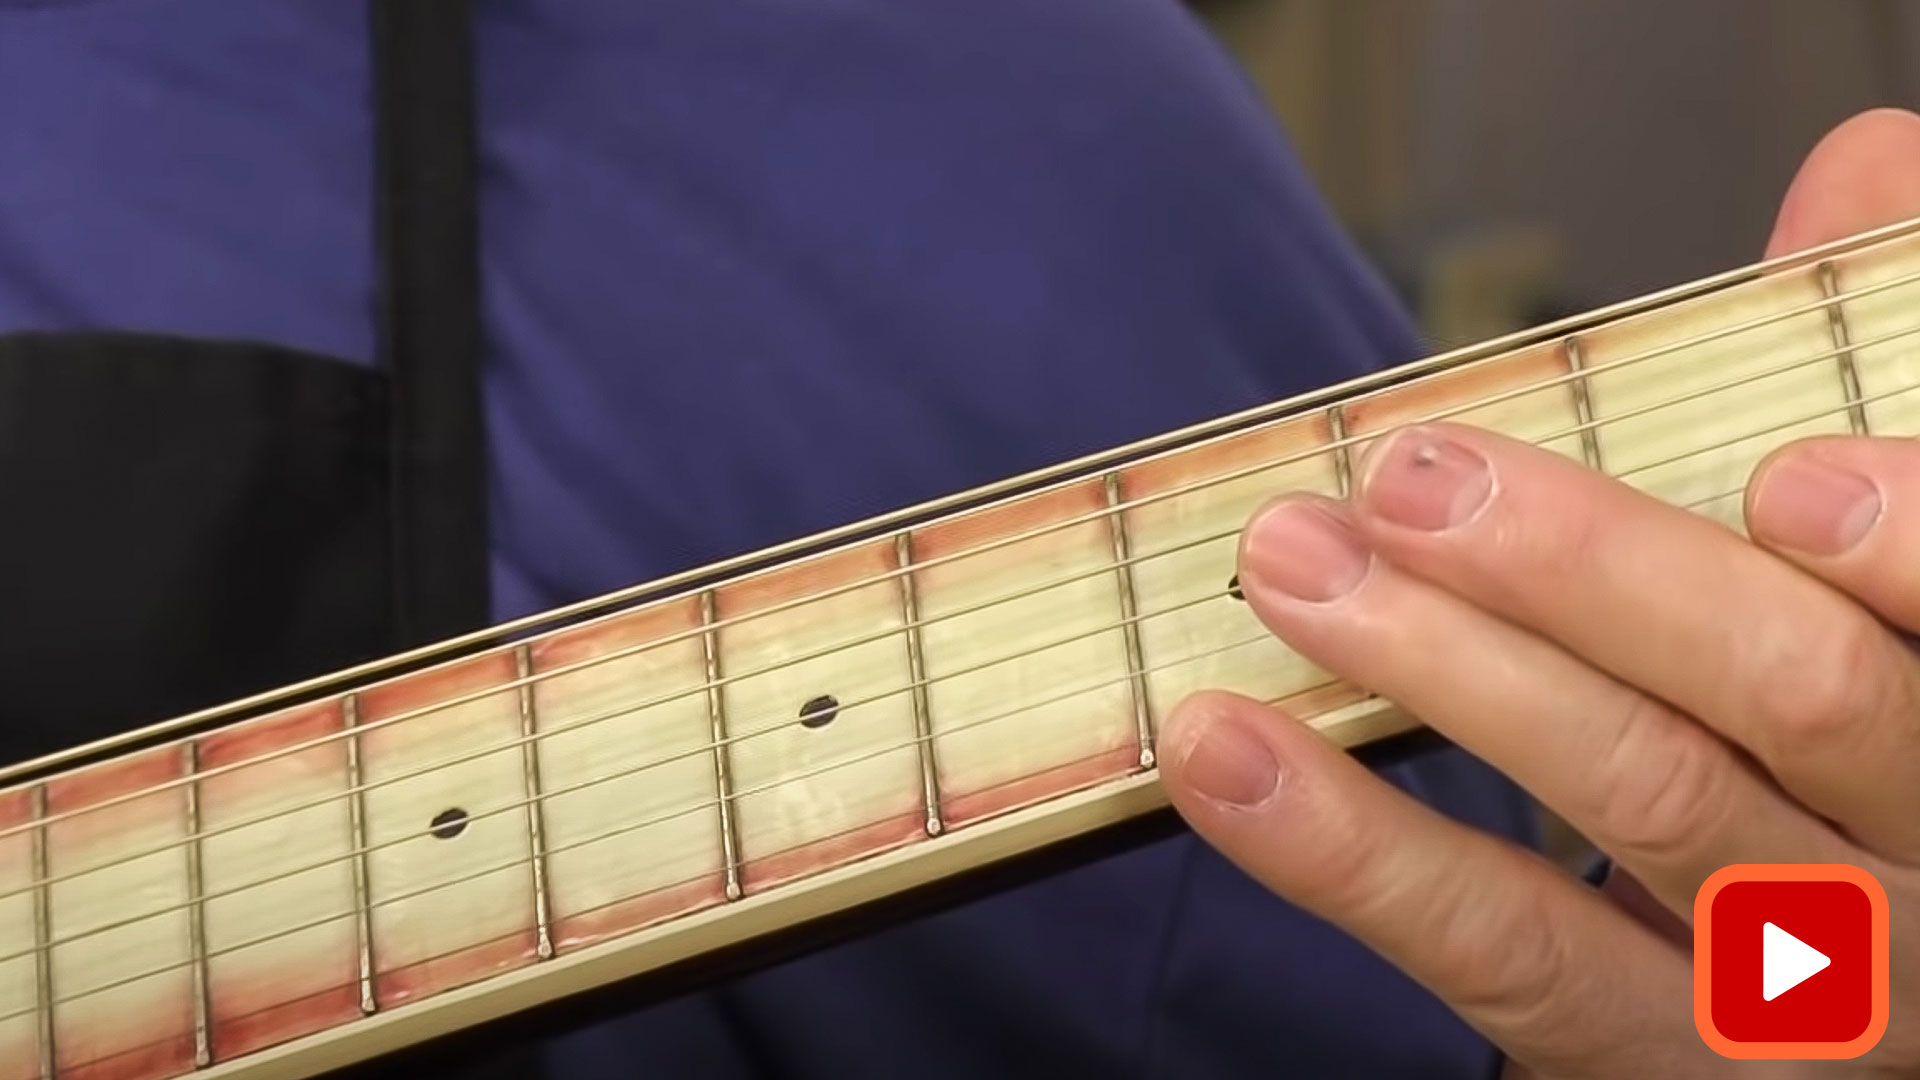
[[371, 0, 492, 650]]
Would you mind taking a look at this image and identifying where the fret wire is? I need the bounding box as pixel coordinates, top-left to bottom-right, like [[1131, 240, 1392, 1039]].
[[893, 533, 944, 837], [0, 626, 1312, 1019], [12, 312, 1920, 916], [31, 784, 52, 1080], [1104, 472, 1156, 770], [14, 266, 1920, 842], [516, 646, 555, 960], [1818, 261, 1870, 436], [343, 694, 377, 1014], [24, 314, 1920, 1012], [18, 218, 1920, 808], [20, 354, 1920, 969], [1564, 335, 1604, 470], [1328, 406, 1354, 495], [0, 518, 1252, 910], [0, 580, 1251, 966], [183, 742, 212, 1067], [701, 591, 744, 901], [33, 353, 1920, 969]]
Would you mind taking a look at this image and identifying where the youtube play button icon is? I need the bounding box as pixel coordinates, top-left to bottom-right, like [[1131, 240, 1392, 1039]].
[[1695, 865, 1889, 1059], [1763, 921, 1830, 1001]]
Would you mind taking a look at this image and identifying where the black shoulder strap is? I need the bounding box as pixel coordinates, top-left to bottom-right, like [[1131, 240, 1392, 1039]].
[[370, 0, 492, 649]]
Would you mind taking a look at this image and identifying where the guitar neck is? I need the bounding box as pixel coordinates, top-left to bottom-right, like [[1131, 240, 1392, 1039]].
[[9, 216, 1920, 1080]]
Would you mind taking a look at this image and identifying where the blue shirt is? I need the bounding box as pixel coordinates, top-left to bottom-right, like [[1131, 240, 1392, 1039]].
[[0, 1, 1533, 1075]]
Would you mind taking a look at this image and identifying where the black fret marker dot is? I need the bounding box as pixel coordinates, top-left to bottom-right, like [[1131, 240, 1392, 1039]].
[[429, 807, 470, 840], [799, 694, 840, 729], [1227, 574, 1245, 601]]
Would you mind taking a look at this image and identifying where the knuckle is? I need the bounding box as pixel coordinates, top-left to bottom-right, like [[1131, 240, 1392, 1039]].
[[1748, 619, 1892, 757], [1300, 801, 1395, 908], [1434, 867, 1581, 1030], [1484, 504, 1608, 610], [1587, 696, 1730, 860]]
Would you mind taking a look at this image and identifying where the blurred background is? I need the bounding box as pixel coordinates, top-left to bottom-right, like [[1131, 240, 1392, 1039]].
[[1194, 0, 1917, 348], [1190, 0, 1920, 864]]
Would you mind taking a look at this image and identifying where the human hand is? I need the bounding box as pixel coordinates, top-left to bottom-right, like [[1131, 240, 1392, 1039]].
[[1158, 108, 1920, 1078]]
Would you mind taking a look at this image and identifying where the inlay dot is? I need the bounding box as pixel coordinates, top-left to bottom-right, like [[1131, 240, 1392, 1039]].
[[429, 807, 470, 839], [1227, 574, 1245, 601], [799, 694, 840, 729]]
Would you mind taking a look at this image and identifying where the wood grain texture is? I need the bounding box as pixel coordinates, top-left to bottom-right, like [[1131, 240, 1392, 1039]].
[[46, 748, 195, 1080], [0, 787, 37, 1080], [10, 218, 1920, 1080], [357, 655, 538, 1006], [1583, 264, 1844, 531], [1120, 414, 1341, 731], [532, 598, 725, 952], [716, 540, 926, 889], [199, 701, 358, 1063], [913, 479, 1138, 819]]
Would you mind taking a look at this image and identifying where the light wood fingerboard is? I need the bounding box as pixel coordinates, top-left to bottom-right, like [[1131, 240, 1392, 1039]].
[[7, 218, 1920, 1080]]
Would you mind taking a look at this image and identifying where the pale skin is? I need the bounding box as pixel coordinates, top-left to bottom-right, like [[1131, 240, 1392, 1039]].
[[1159, 107, 1920, 1078]]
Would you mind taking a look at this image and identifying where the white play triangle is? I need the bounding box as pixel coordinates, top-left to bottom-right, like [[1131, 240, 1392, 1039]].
[[1762, 921, 1831, 1002]]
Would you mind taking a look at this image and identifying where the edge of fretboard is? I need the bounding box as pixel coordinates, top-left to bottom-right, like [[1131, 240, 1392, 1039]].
[[11, 213, 1920, 790], [185, 697, 1413, 1080]]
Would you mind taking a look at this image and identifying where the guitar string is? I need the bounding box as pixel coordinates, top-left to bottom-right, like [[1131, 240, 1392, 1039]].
[[2, 302, 1917, 912], [19, 756, 1200, 1065], [0, 625, 1298, 1017], [51, 230, 1920, 1077], [25, 791, 1004, 1062], [3, 309, 1914, 904], [0, 581, 1262, 959], [4, 262, 1917, 845], [9, 323, 1920, 1042], [6, 369, 1915, 974]]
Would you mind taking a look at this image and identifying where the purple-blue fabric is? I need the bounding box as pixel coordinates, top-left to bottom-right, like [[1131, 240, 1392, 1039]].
[[0, 1, 1532, 1075]]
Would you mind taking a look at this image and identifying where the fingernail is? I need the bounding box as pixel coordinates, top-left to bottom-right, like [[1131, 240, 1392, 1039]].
[[1243, 499, 1373, 602], [1749, 455, 1882, 556], [1359, 427, 1493, 531], [1173, 710, 1280, 808]]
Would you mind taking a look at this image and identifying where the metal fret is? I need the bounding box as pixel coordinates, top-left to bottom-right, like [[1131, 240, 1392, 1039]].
[[700, 591, 744, 900], [182, 743, 212, 1067], [1103, 473, 1156, 770], [1565, 335, 1604, 470], [1328, 406, 1354, 495], [893, 533, 945, 836], [1818, 261, 1871, 435], [30, 785, 52, 1080], [516, 646, 556, 959], [343, 695, 377, 1014]]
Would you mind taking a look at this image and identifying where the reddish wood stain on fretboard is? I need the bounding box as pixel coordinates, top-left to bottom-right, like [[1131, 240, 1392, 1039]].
[[46, 747, 195, 1080], [534, 594, 723, 955], [1275, 680, 1371, 721], [198, 699, 344, 772], [45, 744, 181, 823], [714, 537, 897, 617], [376, 932, 538, 1008], [534, 594, 704, 669], [1121, 412, 1335, 498], [739, 811, 924, 893], [552, 877, 725, 954], [910, 476, 1108, 568], [357, 650, 519, 720], [357, 651, 540, 1007], [59, 1035, 198, 1080], [942, 743, 1139, 828], [198, 700, 360, 1064], [1343, 344, 1569, 456]]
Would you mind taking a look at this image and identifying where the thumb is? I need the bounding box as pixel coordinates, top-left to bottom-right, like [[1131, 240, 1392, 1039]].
[[1766, 107, 1920, 258]]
